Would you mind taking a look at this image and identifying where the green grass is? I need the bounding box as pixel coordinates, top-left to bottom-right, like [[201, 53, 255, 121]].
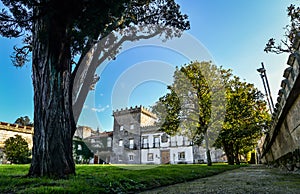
[[0, 164, 241, 193]]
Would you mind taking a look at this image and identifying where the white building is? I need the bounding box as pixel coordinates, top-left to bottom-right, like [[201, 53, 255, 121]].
[[141, 127, 196, 164]]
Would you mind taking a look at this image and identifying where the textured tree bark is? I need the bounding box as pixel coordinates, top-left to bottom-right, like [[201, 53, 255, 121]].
[[204, 131, 212, 166], [223, 141, 235, 165], [28, 4, 76, 178], [234, 145, 240, 165]]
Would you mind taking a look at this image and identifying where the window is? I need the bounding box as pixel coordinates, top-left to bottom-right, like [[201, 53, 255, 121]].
[[142, 136, 149, 148], [170, 136, 177, 147], [178, 152, 185, 160], [119, 139, 123, 146], [183, 137, 190, 146], [153, 136, 160, 148], [129, 155, 134, 161], [120, 125, 124, 131], [129, 139, 134, 149], [130, 124, 134, 130], [118, 155, 123, 161], [107, 137, 112, 148], [147, 153, 154, 161]]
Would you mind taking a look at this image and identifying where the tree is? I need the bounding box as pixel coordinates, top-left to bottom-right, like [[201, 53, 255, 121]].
[[14, 116, 33, 126], [152, 61, 228, 166], [3, 135, 31, 164], [0, 0, 189, 177], [214, 76, 270, 165], [152, 87, 181, 136], [265, 4, 300, 54]]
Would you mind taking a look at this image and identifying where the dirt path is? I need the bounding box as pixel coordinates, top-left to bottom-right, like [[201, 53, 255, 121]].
[[139, 165, 300, 194]]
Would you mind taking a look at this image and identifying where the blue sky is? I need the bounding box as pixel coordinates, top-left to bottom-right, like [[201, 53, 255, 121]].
[[0, 1, 295, 131]]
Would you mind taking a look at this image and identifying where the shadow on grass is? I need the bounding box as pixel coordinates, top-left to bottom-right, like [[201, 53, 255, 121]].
[[0, 164, 241, 193]]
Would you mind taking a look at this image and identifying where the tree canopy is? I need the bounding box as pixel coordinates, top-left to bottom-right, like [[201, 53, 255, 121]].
[[0, 0, 190, 177], [153, 61, 270, 165], [152, 61, 229, 165], [14, 116, 33, 126], [265, 4, 300, 54], [214, 76, 270, 165]]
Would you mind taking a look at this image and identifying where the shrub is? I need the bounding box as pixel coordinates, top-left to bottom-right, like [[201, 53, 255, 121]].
[[3, 135, 31, 164]]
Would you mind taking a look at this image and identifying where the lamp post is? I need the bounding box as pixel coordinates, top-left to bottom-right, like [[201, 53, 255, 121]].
[[257, 62, 274, 114]]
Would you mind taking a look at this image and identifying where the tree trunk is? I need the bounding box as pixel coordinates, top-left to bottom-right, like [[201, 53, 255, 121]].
[[204, 130, 212, 166], [223, 141, 235, 165], [234, 145, 240, 165], [28, 5, 76, 178]]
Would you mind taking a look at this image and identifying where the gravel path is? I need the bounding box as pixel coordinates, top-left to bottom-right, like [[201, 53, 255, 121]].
[[139, 165, 300, 194]]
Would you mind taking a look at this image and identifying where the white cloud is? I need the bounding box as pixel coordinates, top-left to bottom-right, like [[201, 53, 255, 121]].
[[91, 105, 109, 113]]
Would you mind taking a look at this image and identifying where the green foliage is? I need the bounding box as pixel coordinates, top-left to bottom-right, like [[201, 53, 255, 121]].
[[73, 139, 93, 164], [152, 88, 181, 136], [152, 61, 229, 166], [0, 164, 240, 193], [3, 135, 31, 164], [152, 61, 228, 143], [153, 61, 270, 165], [214, 76, 271, 165], [0, 0, 190, 177], [265, 4, 300, 54], [0, 0, 190, 67], [14, 116, 33, 126]]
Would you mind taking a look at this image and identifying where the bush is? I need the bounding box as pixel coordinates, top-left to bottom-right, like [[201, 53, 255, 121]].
[[3, 135, 31, 164]]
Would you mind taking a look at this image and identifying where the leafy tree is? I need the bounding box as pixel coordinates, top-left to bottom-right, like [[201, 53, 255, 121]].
[[214, 76, 270, 165], [265, 4, 300, 54], [152, 87, 181, 136], [153, 62, 270, 165], [0, 0, 189, 177], [153, 61, 228, 166], [14, 116, 33, 126], [3, 135, 31, 164]]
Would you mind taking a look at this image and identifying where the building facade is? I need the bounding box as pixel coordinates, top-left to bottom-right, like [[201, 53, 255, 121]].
[[140, 126, 196, 164], [72, 106, 225, 164], [96, 105, 225, 164], [84, 131, 113, 164], [110, 106, 156, 164]]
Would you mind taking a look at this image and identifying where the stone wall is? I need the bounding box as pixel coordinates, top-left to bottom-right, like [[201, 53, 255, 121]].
[[0, 122, 33, 164], [0, 122, 33, 149], [111, 106, 144, 164], [261, 34, 300, 169]]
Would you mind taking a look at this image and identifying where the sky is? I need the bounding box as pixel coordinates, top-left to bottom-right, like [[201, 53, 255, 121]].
[[0, 1, 296, 131]]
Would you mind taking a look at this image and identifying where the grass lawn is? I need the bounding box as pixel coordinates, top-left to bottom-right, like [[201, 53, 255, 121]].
[[0, 164, 241, 193]]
